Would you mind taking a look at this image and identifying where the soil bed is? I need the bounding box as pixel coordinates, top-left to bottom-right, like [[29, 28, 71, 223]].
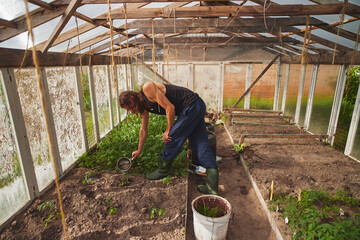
[[0, 168, 187, 240], [227, 115, 360, 239]]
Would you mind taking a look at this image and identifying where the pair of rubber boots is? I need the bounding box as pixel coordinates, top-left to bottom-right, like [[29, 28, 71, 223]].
[[146, 157, 218, 195]]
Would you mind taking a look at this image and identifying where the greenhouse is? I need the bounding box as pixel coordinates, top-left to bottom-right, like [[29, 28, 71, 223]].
[[0, 0, 359, 239]]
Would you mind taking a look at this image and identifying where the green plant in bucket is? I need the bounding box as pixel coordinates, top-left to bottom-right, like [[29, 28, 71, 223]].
[[196, 199, 222, 218]]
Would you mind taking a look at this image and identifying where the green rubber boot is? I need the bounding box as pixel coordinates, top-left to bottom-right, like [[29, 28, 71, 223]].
[[197, 168, 219, 195], [146, 157, 173, 180]]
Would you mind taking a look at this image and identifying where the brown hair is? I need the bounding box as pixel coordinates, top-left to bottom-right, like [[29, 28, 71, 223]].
[[118, 90, 146, 114]]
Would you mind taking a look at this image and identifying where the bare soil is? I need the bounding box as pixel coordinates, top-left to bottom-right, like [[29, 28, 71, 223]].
[[227, 113, 360, 239], [0, 169, 187, 240], [1, 113, 359, 240]]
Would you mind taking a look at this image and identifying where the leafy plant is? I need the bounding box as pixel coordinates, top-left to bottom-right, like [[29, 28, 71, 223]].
[[106, 197, 116, 215], [82, 170, 95, 185], [37, 201, 61, 227], [77, 114, 188, 177], [150, 206, 165, 219], [196, 199, 222, 218], [269, 188, 360, 239], [162, 176, 172, 187], [233, 143, 246, 154]]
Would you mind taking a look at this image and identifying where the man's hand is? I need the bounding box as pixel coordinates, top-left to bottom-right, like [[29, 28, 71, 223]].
[[132, 149, 142, 159], [162, 130, 172, 143]]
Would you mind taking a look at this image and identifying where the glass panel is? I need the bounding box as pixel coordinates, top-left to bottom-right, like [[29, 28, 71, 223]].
[[309, 65, 340, 134], [285, 64, 302, 117], [223, 64, 246, 108], [46, 67, 85, 171], [117, 64, 128, 121], [298, 64, 314, 127], [163, 64, 189, 88], [250, 64, 277, 110], [351, 124, 360, 160], [93, 66, 111, 138], [278, 64, 288, 111], [194, 64, 220, 111], [15, 68, 54, 191], [0, 75, 29, 223], [82, 68, 96, 147]]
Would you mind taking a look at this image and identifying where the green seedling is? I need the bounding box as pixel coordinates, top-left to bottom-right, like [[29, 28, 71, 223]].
[[269, 188, 360, 239], [196, 199, 222, 218], [37, 201, 61, 227], [233, 143, 246, 154], [150, 206, 165, 219], [162, 176, 172, 187], [106, 197, 116, 215], [82, 170, 95, 185]]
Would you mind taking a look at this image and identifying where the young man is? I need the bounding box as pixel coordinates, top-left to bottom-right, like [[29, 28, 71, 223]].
[[119, 82, 218, 195]]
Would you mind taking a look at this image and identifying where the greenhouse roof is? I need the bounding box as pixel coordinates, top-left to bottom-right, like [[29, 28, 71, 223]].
[[0, 0, 359, 65]]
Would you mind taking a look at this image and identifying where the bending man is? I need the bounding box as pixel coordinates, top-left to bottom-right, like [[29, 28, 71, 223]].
[[119, 82, 218, 195]]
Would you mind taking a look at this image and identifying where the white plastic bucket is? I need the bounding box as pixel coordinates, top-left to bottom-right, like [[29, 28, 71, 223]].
[[191, 195, 232, 240]]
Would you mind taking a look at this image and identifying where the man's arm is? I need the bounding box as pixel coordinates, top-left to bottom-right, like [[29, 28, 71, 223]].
[[143, 82, 175, 143], [132, 111, 149, 159]]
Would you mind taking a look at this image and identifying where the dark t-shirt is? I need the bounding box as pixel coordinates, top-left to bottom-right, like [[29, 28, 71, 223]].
[[140, 84, 199, 116]]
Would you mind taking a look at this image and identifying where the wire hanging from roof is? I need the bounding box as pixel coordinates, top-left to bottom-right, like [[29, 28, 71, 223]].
[[350, 23, 360, 67], [24, 1, 69, 239], [332, 0, 348, 65]]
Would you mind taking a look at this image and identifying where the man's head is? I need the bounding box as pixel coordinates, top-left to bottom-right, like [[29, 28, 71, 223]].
[[119, 91, 145, 114]]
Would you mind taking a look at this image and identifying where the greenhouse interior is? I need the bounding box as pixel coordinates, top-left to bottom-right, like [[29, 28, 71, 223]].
[[0, 0, 360, 239]]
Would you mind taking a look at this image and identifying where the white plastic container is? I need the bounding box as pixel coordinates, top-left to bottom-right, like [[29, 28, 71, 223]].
[[191, 195, 232, 240]]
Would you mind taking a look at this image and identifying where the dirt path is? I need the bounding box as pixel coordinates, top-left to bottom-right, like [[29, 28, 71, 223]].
[[186, 125, 277, 240]]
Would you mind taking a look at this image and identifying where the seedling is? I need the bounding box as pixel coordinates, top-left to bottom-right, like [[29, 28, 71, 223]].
[[162, 176, 172, 187], [37, 201, 61, 227], [196, 199, 222, 218], [233, 143, 246, 154], [150, 206, 165, 219], [82, 170, 95, 185], [105, 197, 116, 215]]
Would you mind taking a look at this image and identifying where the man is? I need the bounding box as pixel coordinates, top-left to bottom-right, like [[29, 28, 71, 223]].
[[119, 82, 218, 195]]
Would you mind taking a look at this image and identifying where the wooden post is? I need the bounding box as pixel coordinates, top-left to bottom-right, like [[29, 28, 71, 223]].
[[304, 65, 319, 130], [88, 65, 100, 143], [273, 63, 282, 111], [281, 64, 290, 114], [232, 53, 280, 108], [295, 64, 307, 124], [244, 64, 252, 109]]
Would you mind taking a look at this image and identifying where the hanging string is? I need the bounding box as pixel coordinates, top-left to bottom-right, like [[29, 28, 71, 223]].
[[167, 44, 170, 81], [124, 3, 132, 89], [350, 23, 360, 67], [175, 46, 178, 82], [16, 32, 30, 73], [301, 16, 310, 66], [152, 19, 156, 82], [332, 0, 348, 65], [135, 36, 138, 83], [163, 33, 166, 64], [279, 27, 287, 57], [24, 1, 69, 239], [75, 16, 87, 107], [107, 0, 118, 105]]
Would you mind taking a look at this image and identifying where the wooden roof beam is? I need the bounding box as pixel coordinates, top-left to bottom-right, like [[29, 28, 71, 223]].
[[0, 19, 17, 29], [96, 4, 360, 19], [41, 0, 82, 53]]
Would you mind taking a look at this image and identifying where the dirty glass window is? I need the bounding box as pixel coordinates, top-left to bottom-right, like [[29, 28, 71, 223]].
[[14, 68, 54, 191], [194, 64, 220, 111], [223, 64, 247, 108], [46, 67, 85, 171], [285, 64, 302, 117], [0, 74, 28, 224], [163, 64, 189, 88], [93, 65, 111, 138]]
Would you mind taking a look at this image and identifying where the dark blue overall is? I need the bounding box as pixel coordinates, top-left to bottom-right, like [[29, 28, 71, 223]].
[[140, 85, 217, 169]]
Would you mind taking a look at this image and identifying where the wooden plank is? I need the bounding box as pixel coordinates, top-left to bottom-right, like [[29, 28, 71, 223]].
[[0, 48, 129, 67], [232, 54, 281, 108], [280, 52, 360, 65], [98, 4, 360, 19], [224, 108, 283, 114], [231, 114, 292, 119], [239, 134, 328, 144], [41, 0, 82, 53], [0, 18, 17, 29], [27, 0, 53, 10]]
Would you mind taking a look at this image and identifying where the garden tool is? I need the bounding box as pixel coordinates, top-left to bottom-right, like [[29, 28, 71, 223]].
[[197, 168, 219, 195], [117, 157, 132, 172], [146, 156, 173, 180]]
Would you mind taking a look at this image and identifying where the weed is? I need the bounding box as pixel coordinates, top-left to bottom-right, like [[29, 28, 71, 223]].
[[150, 206, 165, 219], [196, 199, 223, 218], [37, 201, 61, 227], [82, 170, 95, 185], [233, 143, 246, 154], [269, 188, 360, 239], [105, 197, 116, 215], [162, 176, 172, 187]]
